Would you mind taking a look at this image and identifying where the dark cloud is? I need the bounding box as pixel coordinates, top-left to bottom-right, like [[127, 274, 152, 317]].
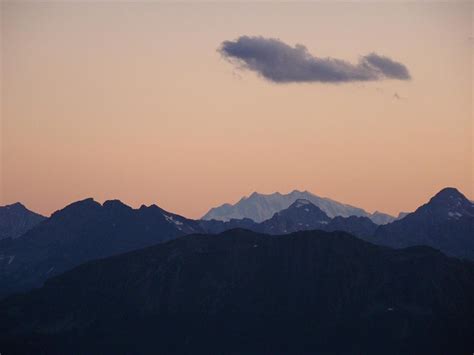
[[219, 36, 411, 84], [363, 53, 410, 80]]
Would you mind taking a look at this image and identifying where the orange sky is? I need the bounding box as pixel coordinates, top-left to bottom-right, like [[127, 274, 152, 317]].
[[1, 2, 473, 218]]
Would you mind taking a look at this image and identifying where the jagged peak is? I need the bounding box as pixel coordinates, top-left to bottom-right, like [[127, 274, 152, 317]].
[[241, 190, 313, 201], [139, 203, 164, 212]]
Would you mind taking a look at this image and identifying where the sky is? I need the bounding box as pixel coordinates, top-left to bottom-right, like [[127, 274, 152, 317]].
[[1, 1, 473, 218]]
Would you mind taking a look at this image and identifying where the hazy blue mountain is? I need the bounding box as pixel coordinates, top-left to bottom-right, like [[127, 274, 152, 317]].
[[201, 199, 378, 237], [0, 202, 45, 240], [0, 198, 204, 299], [369, 187, 474, 259], [1, 229, 473, 355], [202, 190, 373, 222], [370, 211, 396, 224]]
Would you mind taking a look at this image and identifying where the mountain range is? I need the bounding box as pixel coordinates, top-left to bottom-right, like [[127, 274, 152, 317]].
[[203, 198, 378, 238], [203, 188, 474, 259], [1, 229, 473, 354], [0, 187, 472, 300], [202, 190, 396, 224], [0, 198, 204, 299]]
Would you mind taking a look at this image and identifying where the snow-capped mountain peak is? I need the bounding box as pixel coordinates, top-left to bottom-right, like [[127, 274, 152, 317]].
[[202, 190, 370, 223]]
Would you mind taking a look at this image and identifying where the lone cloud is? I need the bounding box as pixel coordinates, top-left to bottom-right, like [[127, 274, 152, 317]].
[[219, 36, 411, 83]]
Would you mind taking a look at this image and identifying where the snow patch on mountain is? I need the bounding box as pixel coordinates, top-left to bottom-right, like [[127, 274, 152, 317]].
[[164, 214, 184, 227], [294, 199, 311, 208], [448, 211, 462, 219]]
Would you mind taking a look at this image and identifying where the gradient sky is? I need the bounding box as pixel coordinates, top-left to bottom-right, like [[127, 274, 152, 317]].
[[1, 1, 473, 218]]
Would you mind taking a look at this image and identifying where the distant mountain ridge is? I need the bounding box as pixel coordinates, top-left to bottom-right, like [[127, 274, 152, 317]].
[[0, 202, 46, 240], [202, 190, 395, 224], [0, 198, 204, 299], [3, 197, 374, 299], [200, 198, 379, 238], [202, 188, 474, 260], [1, 187, 472, 300]]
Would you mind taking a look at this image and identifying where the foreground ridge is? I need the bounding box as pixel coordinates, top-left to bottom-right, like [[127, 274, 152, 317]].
[[1, 229, 473, 354]]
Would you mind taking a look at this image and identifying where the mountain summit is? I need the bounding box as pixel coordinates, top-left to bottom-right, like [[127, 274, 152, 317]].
[[0, 202, 46, 240], [258, 199, 331, 234], [424, 187, 474, 219], [370, 187, 474, 259], [202, 190, 378, 223]]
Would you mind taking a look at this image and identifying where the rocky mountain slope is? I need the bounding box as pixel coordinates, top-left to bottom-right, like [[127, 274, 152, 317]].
[[0, 203, 45, 240]]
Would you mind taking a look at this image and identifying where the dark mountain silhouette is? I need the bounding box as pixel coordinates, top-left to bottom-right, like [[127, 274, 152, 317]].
[[325, 215, 378, 238], [1, 187, 472, 300], [369, 188, 474, 259], [0, 198, 204, 299], [199, 217, 259, 234], [0, 202, 45, 240], [0, 229, 473, 355], [258, 199, 331, 234]]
